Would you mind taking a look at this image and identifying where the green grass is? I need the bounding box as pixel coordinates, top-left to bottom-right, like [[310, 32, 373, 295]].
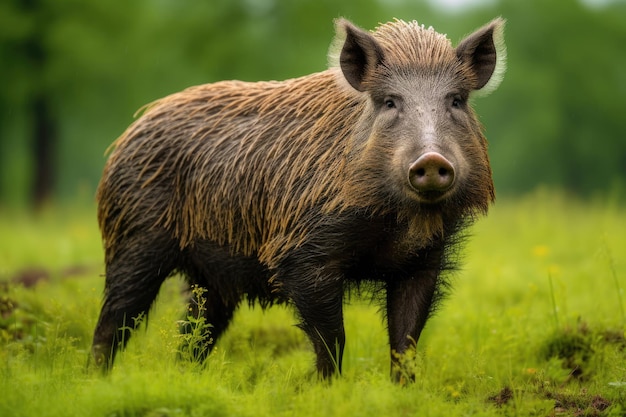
[[1, 190, 625, 416]]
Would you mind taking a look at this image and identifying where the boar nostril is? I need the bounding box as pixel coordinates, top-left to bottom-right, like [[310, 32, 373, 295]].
[[408, 152, 455, 195]]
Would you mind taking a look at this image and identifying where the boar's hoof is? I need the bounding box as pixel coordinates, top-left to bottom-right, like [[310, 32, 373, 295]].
[[408, 152, 455, 201]]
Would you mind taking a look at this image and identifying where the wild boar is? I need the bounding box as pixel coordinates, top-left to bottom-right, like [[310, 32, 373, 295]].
[[92, 17, 506, 381]]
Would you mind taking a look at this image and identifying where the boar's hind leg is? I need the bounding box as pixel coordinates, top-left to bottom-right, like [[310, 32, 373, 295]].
[[386, 272, 439, 383], [282, 262, 345, 379], [178, 243, 250, 363], [178, 280, 240, 363], [92, 236, 177, 371]]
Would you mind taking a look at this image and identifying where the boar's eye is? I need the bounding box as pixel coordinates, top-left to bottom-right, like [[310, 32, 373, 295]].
[[384, 98, 396, 109], [450, 95, 466, 109], [379, 95, 402, 113]]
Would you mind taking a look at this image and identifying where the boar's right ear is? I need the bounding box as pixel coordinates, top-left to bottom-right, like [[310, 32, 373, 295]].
[[333, 18, 384, 92], [456, 17, 506, 96]]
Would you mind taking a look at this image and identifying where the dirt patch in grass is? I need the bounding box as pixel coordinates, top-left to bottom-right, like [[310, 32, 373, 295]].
[[1, 264, 98, 342], [0, 291, 38, 344], [6, 264, 96, 288], [599, 329, 626, 351], [541, 324, 594, 381], [487, 386, 514, 407], [547, 391, 611, 416], [537, 322, 623, 415], [540, 322, 626, 386]]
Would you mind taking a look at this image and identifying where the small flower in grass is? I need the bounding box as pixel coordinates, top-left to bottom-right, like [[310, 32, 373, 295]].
[[547, 264, 561, 276], [525, 368, 537, 375], [445, 382, 464, 400], [532, 245, 550, 258]]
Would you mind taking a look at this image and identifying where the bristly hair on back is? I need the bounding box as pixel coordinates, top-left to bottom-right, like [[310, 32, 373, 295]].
[[99, 18, 496, 270]]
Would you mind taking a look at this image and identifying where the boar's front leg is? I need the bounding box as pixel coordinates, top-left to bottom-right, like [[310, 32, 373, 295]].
[[386, 270, 440, 383]]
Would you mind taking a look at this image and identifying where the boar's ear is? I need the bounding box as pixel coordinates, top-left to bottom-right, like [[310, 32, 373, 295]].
[[456, 17, 506, 95], [333, 18, 384, 92]]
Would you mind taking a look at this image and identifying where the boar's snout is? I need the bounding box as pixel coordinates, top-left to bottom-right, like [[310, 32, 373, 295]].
[[408, 152, 455, 201]]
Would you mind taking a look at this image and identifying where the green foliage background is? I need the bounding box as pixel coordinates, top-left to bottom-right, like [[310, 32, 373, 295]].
[[1, 0, 625, 206]]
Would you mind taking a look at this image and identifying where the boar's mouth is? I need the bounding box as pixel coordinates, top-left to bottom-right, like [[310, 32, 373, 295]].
[[410, 188, 456, 206]]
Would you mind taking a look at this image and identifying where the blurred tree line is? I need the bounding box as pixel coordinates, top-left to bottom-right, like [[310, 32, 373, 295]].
[[0, 0, 624, 209]]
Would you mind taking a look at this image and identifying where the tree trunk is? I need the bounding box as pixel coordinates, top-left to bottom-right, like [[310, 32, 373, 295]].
[[31, 93, 56, 208], [23, 0, 57, 209]]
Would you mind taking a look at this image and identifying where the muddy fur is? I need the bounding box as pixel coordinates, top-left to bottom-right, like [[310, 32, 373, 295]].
[[92, 17, 506, 381]]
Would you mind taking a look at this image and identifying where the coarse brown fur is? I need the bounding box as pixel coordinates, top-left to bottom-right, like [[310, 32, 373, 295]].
[[99, 21, 494, 268], [93, 17, 506, 381]]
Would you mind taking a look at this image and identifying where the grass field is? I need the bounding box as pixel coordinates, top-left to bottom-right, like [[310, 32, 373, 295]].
[[1, 190, 625, 416]]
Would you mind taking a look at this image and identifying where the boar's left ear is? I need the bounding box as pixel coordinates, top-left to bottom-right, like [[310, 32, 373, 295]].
[[332, 18, 385, 92], [456, 18, 506, 95]]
